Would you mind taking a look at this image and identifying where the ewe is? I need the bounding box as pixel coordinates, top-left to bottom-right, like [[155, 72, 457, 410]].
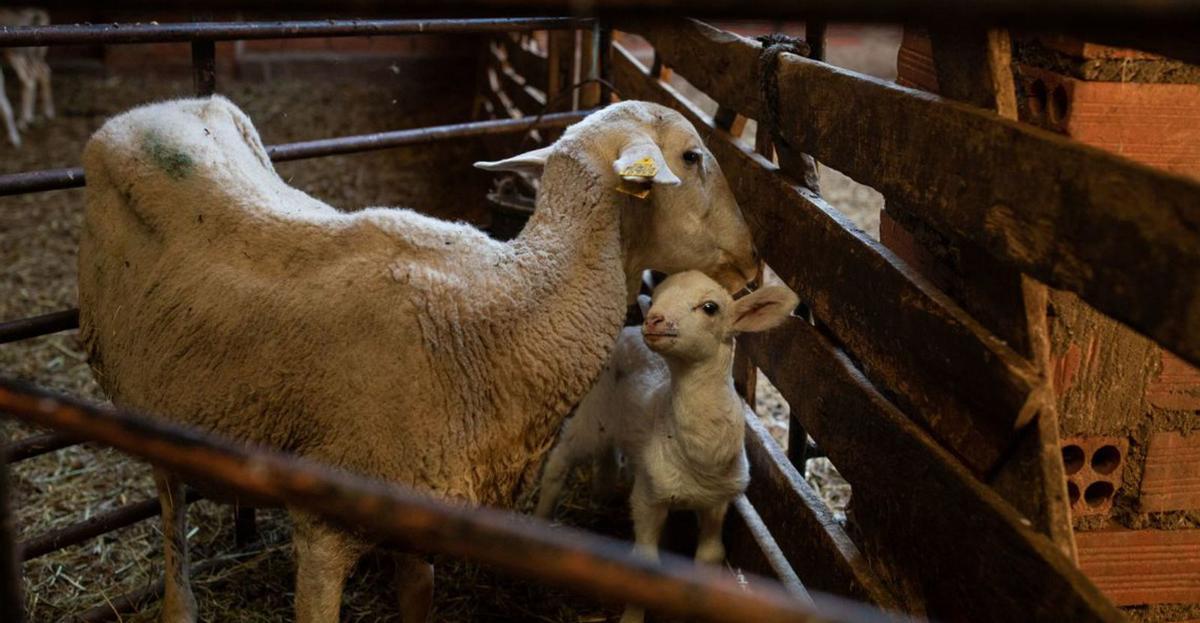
[[77, 97, 757, 622], [536, 270, 799, 623]]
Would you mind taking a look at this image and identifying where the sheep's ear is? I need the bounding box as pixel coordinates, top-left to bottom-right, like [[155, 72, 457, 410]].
[[614, 140, 681, 186], [637, 293, 652, 318], [730, 285, 799, 333], [474, 145, 554, 176]]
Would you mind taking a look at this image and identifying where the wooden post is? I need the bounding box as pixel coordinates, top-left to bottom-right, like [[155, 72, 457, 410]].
[[921, 26, 1077, 562]]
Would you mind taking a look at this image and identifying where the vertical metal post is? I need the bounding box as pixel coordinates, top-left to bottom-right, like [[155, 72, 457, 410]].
[[0, 435, 25, 623], [807, 20, 827, 62], [191, 39, 216, 96], [597, 23, 613, 104]]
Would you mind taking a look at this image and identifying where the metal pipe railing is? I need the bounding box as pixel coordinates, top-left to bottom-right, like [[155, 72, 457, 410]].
[[0, 17, 589, 47], [4, 431, 80, 462], [0, 378, 893, 623], [0, 111, 587, 197], [20, 490, 203, 561]]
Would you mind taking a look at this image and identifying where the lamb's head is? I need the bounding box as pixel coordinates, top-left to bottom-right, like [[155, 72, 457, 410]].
[[475, 101, 758, 296], [640, 270, 798, 363]]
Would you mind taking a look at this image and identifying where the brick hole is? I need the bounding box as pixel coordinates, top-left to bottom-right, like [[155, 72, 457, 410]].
[[1048, 84, 1069, 125], [1091, 444, 1121, 475], [1062, 444, 1085, 475], [1084, 481, 1115, 508], [1028, 79, 1049, 120], [1067, 480, 1080, 505]]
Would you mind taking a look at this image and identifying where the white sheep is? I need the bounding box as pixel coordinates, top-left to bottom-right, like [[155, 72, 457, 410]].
[[77, 96, 758, 623], [535, 270, 798, 623]]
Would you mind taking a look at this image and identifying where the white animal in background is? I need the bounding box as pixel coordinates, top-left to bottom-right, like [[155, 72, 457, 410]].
[[536, 270, 799, 623], [0, 8, 55, 147], [78, 97, 757, 622]]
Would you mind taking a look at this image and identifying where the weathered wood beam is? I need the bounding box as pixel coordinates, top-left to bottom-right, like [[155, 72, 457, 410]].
[[739, 323, 1125, 623], [629, 19, 1200, 371], [741, 404, 898, 609], [614, 42, 1043, 474]]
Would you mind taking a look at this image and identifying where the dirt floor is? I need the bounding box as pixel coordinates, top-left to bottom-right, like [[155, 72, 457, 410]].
[[1, 27, 896, 622]]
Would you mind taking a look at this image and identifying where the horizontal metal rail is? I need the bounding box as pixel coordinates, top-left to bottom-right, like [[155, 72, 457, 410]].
[[0, 17, 589, 47], [0, 378, 895, 623], [0, 111, 587, 197], [0, 310, 80, 344], [5, 431, 80, 462], [20, 490, 202, 561]]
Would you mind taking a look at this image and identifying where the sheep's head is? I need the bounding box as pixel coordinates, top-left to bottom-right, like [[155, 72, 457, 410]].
[[640, 270, 798, 363], [475, 101, 758, 298]]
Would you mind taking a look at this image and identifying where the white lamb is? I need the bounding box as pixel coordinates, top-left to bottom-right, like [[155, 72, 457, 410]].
[[535, 270, 799, 623], [77, 96, 758, 622]]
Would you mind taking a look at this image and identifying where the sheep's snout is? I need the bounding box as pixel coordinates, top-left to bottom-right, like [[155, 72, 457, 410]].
[[642, 313, 679, 348]]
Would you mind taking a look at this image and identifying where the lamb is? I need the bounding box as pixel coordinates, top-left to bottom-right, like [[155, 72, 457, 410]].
[[0, 8, 55, 146], [77, 96, 758, 622], [535, 270, 799, 623]]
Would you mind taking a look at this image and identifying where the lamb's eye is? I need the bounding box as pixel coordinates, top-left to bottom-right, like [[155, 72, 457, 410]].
[[700, 301, 720, 316], [682, 150, 702, 165]]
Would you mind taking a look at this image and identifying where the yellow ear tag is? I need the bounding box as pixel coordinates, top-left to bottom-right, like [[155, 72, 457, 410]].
[[620, 157, 659, 179], [615, 180, 652, 199]]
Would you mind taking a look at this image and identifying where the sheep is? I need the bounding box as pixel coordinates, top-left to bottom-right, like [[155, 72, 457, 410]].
[[535, 270, 799, 623], [77, 96, 758, 622], [0, 8, 55, 147]]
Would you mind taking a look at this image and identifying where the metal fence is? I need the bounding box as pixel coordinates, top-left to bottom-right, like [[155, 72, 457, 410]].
[[0, 14, 874, 623]]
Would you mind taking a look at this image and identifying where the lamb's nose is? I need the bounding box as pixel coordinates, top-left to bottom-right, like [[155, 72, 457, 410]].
[[644, 313, 666, 330]]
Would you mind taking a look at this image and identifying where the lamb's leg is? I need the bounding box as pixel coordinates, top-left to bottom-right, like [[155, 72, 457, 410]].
[[534, 436, 578, 519], [292, 514, 370, 623], [621, 478, 668, 623], [34, 53, 52, 119], [594, 444, 622, 503], [695, 503, 729, 565], [0, 70, 19, 147], [153, 468, 198, 623], [393, 552, 434, 623]]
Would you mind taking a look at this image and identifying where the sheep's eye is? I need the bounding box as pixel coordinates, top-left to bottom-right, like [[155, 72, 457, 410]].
[[682, 150, 702, 165], [700, 301, 720, 316]]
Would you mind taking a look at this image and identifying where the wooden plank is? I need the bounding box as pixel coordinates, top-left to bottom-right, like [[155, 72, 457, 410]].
[[496, 34, 549, 91], [630, 19, 1200, 371], [614, 42, 1043, 474], [739, 323, 1126, 623], [1076, 529, 1200, 605], [741, 404, 898, 609]]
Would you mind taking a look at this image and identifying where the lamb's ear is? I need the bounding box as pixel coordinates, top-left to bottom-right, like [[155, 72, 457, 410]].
[[614, 140, 681, 186], [474, 145, 554, 176], [731, 285, 800, 333], [637, 293, 652, 318]]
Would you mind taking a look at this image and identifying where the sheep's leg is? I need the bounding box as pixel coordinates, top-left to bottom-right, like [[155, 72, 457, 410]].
[[621, 478, 668, 623], [695, 503, 729, 565], [292, 514, 370, 623], [594, 444, 622, 504], [153, 468, 198, 623], [0, 70, 19, 147], [534, 438, 577, 519], [8, 55, 36, 128], [393, 552, 434, 623], [34, 53, 52, 119]]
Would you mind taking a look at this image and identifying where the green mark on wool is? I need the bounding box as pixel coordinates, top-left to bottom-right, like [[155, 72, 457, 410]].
[[142, 130, 194, 181]]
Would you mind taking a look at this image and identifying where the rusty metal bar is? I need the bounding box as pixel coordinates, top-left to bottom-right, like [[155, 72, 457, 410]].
[[0, 17, 589, 47], [0, 309, 80, 344], [807, 20, 827, 62], [0, 110, 588, 197], [5, 431, 79, 463], [598, 23, 613, 103], [20, 490, 202, 561], [0, 445, 23, 623], [0, 378, 893, 623], [191, 39, 216, 96]]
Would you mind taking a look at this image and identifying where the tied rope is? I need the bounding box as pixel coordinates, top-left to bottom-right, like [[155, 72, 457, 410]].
[[755, 33, 811, 155]]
